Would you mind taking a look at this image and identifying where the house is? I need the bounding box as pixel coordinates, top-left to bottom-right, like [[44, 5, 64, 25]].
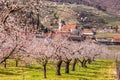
[[82, 29, 94, 36], [112, 36, 120, 42], [61, 24, 77, 32], [43, 24, 83, 41], [117, 28, 120, 33], [58, 24, 80, 35], [53, 24, 81, 41]]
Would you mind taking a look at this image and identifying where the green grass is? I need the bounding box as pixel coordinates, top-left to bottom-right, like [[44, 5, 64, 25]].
[[0, 60, 117, 80]]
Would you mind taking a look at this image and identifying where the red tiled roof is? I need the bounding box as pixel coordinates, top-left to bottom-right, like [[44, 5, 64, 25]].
[[118, 28, 120, 31], [113, 36, 120, 41], [61, 24, 77, 31], [54, 32, 70, 37]]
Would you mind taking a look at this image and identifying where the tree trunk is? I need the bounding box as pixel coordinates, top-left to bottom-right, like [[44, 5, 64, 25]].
[[92, 57, 95, 61], [37, 13, 44, 31], [4, 59, 7, 68], [15, 59, 18, 67], [37, 13, 40, 30], [43, 63, 47, 78], [56, 60, 62, 75], [65, 61, 70, 74], [0, 45, 17, 64], [72, 59, 77, 71], [32, 17, 35, 29], [88, 58, 92, 64], [81, 60, 87, 68]]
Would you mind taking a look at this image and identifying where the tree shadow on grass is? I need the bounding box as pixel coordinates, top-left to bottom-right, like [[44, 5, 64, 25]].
[[92, 60, 111, 64], [25, 66, 42, 70], [59, 73, 89, 80], [86, 66, 105, 71], [0, 71, 20, 75], [68, 72, 98, 79], [87, 61, 111, 70]]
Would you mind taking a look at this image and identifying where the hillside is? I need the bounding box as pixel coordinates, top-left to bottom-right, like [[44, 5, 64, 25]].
[[1, 0, 120, 31], [48, 0, 120, 15], [43, 0, 120, 29]]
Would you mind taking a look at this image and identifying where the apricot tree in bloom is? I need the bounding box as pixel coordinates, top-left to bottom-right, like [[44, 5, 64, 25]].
[[75, 41, 108, 68], [0, 31, 17, 64], [50, 37, 67, 75], [50, 37, 78, 74], [61, 41, 76, 74], [27, 38, 53, 78], [0, 0, 36, 66]]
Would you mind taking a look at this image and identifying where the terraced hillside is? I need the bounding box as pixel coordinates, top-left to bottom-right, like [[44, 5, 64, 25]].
[[48, 0, 120, 15], [1, 0, 120, 30]]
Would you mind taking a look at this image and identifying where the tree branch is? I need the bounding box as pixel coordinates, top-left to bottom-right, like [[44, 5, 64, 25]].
[[0, 45, 17, 64]]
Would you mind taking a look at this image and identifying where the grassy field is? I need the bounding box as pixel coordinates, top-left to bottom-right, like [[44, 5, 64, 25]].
[[95, 32, 120, 39], [0, 60, 117, 80]]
